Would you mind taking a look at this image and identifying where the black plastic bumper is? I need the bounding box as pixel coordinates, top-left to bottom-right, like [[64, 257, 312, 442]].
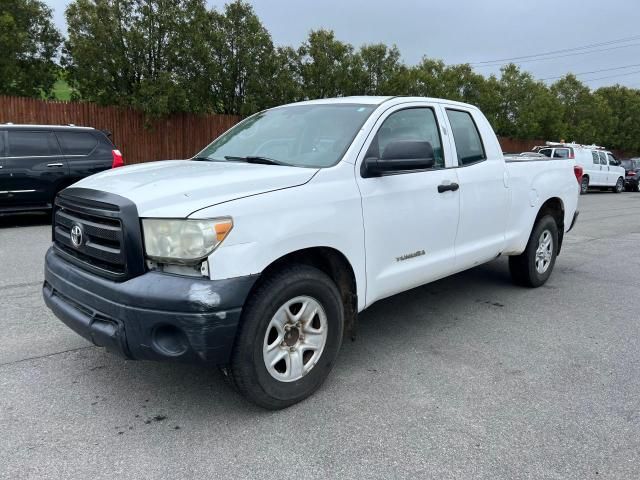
[[43, 247, 258, 364]]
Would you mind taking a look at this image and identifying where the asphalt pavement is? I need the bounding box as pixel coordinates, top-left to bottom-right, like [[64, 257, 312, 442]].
[[1, 192, 639, 479]]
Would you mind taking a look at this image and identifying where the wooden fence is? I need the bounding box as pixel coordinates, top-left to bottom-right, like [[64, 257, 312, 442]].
[[1, 96, 630, 162], [0, 96, 240, 164]]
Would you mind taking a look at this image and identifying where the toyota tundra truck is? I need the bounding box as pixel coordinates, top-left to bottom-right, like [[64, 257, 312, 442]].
[[43, 96, 581, 409]]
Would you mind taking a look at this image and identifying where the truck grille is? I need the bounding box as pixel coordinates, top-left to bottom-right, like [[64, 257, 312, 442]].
[[53, 190, 145, 281]]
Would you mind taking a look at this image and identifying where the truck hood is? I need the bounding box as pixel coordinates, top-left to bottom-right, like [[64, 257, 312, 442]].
[[72, 160, 318, 217]]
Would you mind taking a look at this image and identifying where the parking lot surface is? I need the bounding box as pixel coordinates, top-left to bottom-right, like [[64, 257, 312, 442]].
[[1, 192, 639, 479]]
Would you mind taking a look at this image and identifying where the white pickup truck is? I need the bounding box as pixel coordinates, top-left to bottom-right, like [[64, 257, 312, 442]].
[[43, 96, 581, 409]]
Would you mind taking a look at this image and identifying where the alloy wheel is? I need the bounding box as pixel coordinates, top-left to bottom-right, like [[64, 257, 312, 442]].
[[262, 296, 328, 382], [535, 229, 553, 274]]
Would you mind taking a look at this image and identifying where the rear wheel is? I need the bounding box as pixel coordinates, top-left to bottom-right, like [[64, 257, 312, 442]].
[[580, 176, 589, 194], [613, 177, 624, 193], [509, 215, 559, 288], [229, 265, 344, 409]]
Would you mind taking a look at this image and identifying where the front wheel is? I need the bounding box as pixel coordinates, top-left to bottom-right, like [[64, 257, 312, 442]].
[[509, 215, 559, 288], [613, 177, 624, 193], [229, 265, 344, 409]]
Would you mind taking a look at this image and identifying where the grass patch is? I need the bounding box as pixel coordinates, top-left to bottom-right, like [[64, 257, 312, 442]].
[[52, 79, 73, 101]]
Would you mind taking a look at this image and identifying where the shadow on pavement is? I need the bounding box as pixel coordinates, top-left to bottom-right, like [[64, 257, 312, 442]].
[[71, 258, 516, 414], [0, 211, 51, 228]]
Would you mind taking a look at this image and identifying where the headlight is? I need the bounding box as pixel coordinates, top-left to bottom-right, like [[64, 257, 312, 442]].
[[142, 218, 233, 264]]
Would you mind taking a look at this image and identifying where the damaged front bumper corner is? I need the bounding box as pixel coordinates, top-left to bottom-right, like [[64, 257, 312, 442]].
[[43, 247, 257, 364]]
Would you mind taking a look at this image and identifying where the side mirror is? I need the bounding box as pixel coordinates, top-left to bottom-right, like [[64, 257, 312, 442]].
[[362, 140, 435, 177]]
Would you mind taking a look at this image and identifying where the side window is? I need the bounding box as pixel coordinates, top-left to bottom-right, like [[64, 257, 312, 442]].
[[446, 109, 486, 166], [539, 149, 552, 157], [598, 151, 607, 165], [56, 132, 98, 156], [607, 153, 618, 166], [591, 151, 599, 164], [553, 148, 570, 159], [7, 131, 60, 157], [367, 107, 445, 168]]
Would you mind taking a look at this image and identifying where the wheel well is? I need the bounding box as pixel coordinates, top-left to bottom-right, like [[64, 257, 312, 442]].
[[251, 247, 358, 338], [537, 197, 565, 253]]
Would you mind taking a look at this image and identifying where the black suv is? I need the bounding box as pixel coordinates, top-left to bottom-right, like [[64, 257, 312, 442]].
[[0, 125, 120, 214], [621, 158, 640, 192]]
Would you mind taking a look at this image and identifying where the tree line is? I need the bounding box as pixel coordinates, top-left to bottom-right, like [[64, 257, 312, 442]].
[[2, 0, 640, 154]]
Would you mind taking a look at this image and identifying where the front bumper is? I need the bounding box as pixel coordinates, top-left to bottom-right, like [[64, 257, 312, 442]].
[[43, 248, 257, 364]]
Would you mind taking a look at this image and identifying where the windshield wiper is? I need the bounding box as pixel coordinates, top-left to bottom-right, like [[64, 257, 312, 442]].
[[192, 156, 225, 162], [224, 155, 288, 166]]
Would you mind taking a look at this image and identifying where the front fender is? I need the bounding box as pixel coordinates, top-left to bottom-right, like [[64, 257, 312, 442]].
[[192, 164, 367, 310]]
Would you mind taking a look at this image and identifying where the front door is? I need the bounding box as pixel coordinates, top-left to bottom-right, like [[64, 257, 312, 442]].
[[356, 103, 460, 306], [3, 130, 68, 208]]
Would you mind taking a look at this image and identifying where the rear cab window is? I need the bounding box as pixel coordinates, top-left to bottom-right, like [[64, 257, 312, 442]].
[[7, 131, 60, 157], [445, 109, 486, 166], [553, 148, 572, 159]]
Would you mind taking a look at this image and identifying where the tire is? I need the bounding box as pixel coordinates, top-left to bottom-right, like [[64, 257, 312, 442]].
[[613, 177, 624, 193], [509, 215, 559, 288], [580, 176, 589, 194], [229, 265, 344, 409]]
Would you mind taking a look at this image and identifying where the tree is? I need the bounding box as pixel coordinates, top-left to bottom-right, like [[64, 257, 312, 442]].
[[356, 43, 403, 95], [489, 64, 563, 140], [595, 86, 640, 153], [551, 74, 612, 144], [0, 0, 62, 97], [298, 29, 358, 99], [209, 1, 278, 115], [64, 0, 209, 116]]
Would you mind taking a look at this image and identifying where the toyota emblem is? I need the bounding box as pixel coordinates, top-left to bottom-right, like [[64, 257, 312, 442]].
[[70, 224, 84, 248]]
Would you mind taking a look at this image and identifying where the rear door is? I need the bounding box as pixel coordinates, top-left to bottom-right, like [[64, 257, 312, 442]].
[[442, 106, 509, 270], [597, 151, 611, 185], [0, 130, 7, 208], [589, 150, 604, 185], [56, 130, 113, 183], [3, 130, 68, 208]]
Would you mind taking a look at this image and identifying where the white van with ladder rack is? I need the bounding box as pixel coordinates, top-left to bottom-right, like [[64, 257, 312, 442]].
[[534, 142, 625, 194]]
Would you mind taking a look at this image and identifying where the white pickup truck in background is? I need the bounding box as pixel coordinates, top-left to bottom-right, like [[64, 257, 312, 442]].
[[43, 96, 581, 409]]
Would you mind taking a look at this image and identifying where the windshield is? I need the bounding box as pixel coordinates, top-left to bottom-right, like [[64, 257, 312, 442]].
[[195, 104, 377, 168]]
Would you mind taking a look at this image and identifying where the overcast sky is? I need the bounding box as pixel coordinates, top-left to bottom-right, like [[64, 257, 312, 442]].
[[47, 0, 640, 90]]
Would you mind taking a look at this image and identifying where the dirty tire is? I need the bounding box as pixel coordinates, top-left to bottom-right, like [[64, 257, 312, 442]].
[[509, 215, 559, 288], [580, 176, 589, 194], [229, 265, 344, 410]]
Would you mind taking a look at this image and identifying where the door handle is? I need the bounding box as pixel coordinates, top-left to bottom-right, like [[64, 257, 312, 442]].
[[438, 182, 460, 193], [47, 163, 64, 167]]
